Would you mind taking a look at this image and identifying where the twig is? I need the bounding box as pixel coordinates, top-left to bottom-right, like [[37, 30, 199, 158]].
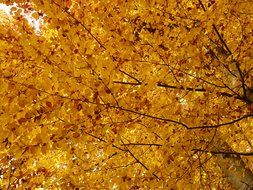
[[121, 140, 161, 180], [51, 0, 106, 49]]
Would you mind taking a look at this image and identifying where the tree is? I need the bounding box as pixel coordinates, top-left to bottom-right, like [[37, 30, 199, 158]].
[[0, 0, 253, 189]]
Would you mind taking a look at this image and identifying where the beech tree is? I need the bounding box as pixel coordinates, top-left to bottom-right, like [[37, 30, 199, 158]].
[[0, 0, 253, 189]]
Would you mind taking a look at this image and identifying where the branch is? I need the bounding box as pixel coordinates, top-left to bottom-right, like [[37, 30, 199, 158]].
[[222, 82, 241, 100], [4, 77, 251, 130], [84, 60, 119, 107], [118, 69, 142, 84], [157, 83, 205, 92], [212, 24, 232, 55], [192, 148, 253, 156], [6, 159, 13, 190], [58, 118, 128, 152], [121, 143, 162, 147], [118, 107, 189, 129], [189, 114, 253, 129], [234, 60, 248, 100], [113, 81, 140, 85], [121, 140, 161, 180], [83, 131, 107, 143], [51, 0, 106, 50], [114, 81, 243, 100], [198, 0, 206, 11], [114, 107, 252, 130], [116, 57, 226, 88], [198, 0, 249, 103]]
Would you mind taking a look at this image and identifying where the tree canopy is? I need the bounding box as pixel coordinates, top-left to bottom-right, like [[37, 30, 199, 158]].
[[0, 0, 253, 189]]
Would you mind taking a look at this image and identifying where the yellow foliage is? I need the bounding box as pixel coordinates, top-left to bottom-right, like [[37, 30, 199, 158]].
[[0, 0, 253, 189]]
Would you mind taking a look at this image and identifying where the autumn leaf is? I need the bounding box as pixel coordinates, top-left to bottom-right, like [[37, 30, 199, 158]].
[[0, 0, 253, 189]]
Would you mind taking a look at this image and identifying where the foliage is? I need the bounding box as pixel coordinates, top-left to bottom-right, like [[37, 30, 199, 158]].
[[0, 0, 253, 189]]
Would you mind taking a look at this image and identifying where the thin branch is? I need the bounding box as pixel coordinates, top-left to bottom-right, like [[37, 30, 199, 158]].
[[105, 161, 137, 171], [6, 159, 13, 190], [189, 114, 253, 129], [237, 123, 253, 149], [200, 3, 248, 102], [210, 25, 249, 100], [114, 80, 243, 100], [85, 60, 119, 107], [83, 131, 107, 143], [222, 82, 241, 99], [157, 83, 205, 92], [119, 69, 142, 84], [121, 140, 161, 180], [121, 143, 163, 147], [59, 118, 129, 152], [198, 0, 206, 11], [234, 60, 248, 100], [212, 24, 232, 55], [118, 107, 189, 129], [51, 0, 106, 49], [192, 148, 253, 156], [199, 0, 247, 99], [116, 57, 226, 88], [201, 129, 217, 155], [197, 153, 204, 188], [4, 77, 252, 130], [113, 81, 140, 85]]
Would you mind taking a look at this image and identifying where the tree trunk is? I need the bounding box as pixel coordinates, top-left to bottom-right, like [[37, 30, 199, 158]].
[[213, 138, 253, 189]]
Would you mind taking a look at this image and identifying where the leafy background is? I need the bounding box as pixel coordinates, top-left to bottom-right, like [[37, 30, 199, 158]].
[[0, 0, 253, 189]]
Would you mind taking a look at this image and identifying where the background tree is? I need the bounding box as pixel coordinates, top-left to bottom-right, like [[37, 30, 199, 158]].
[[0, 0, 253, 189]]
